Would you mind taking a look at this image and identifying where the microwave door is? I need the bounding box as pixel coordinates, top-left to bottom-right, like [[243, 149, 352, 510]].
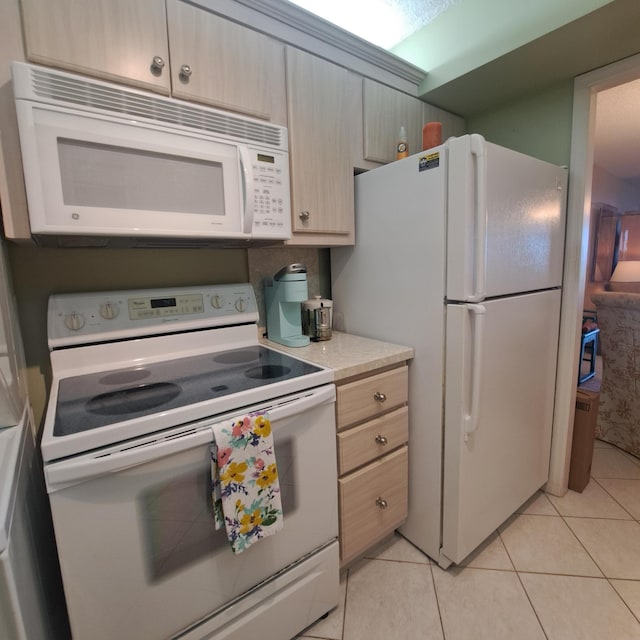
[[16, 101, 246, 239]]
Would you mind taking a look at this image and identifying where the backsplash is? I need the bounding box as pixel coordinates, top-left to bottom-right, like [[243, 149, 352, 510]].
[[248, 246, 331, 331], [7, 243, 329, 428]]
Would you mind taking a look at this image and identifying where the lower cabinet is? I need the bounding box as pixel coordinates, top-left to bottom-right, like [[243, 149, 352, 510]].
[[335, 365, 409, 567], [339, 446, 408, 566]]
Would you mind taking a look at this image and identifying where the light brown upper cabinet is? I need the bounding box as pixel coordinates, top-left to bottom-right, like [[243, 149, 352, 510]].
[[21, 0, 172, 94], [363, 79, 423, 164], [20, 0, 287, 123], [166, 0, 286, 123], [363, 79, 466, 164], [286, 47, 358, 245]]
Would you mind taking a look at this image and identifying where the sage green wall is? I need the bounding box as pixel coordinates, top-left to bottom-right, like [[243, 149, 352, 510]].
[[9, 245, 248, 424], [9, 243, 329, 428], [466, 80, 574, 166], [393, 0, 612, 93]]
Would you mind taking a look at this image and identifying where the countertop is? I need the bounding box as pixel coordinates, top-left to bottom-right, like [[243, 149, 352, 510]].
[[261, 331, 413, 381]]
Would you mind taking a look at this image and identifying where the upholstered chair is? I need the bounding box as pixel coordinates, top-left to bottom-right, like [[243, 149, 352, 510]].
[[590, 292, 640, 458]]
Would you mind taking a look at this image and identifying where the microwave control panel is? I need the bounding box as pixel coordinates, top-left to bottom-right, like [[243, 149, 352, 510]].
[[249, 147, 291, 236]]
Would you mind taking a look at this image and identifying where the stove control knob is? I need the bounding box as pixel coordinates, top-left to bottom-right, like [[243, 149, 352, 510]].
[[211, 295, 225, 309], [64, 312, 85, 331], [100, 302, 119, 320], [235, 298, 247, 312]]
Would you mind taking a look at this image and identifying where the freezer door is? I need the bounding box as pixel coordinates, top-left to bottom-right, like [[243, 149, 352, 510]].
[[447, 135, 567, 301], [440, 289, 561, 566]]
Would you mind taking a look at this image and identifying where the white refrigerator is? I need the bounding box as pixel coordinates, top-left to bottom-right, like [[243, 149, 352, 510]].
[[331, 134, 567, 568]]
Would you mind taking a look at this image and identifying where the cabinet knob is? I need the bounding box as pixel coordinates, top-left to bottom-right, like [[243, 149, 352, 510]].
[[150, 55, 165, 75], [375, 434, 388, 445], [299, 210, 310, 221], [373, 391, 386, 403], [179, 64, 193, 80], [375, 497, 388, 510]]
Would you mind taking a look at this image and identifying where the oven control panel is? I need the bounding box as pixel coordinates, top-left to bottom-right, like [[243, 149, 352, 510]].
[[48, 283, 260, 348]]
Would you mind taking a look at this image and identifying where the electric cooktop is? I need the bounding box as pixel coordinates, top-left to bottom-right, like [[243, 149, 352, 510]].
[[54, 345, 322, 437]]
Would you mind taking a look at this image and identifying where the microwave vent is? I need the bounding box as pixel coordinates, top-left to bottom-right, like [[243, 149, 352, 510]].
[[27, 66, 285, 149]]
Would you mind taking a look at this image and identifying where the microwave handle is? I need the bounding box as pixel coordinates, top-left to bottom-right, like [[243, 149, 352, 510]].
[[238, 146, 255, 234]]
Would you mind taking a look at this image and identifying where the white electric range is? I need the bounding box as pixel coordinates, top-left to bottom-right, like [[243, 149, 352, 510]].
[[42, 283, 339, 640]]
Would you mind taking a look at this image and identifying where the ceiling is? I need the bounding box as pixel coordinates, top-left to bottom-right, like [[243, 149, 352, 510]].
[[594, 79, 640, 190], [285, 0, 640, 191], [286, 0, 457, 49]]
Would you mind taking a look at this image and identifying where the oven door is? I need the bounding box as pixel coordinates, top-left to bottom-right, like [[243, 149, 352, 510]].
[[44, 385, 337, 640]]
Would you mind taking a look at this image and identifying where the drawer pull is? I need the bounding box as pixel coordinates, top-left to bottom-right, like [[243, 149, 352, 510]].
[[373, 391, 387, 403], [375, 497, 388, 509], [375, 434, 388, 445]]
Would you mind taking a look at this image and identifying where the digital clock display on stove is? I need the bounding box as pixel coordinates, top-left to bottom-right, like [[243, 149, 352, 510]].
[[128, 294, 204, 320]]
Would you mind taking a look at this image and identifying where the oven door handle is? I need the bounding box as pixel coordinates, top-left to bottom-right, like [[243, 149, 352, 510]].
[[45, 427, 213, 492], [46, 385, 336, 492]]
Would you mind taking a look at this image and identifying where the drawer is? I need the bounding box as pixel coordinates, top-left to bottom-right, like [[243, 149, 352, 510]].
[[336, 366, 408, 430], [337, 406, 408, 475], [338, 446, 408, 566]]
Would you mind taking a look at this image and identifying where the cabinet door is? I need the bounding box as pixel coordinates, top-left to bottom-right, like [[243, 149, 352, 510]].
[[363, 79, 467, 164], [339, 446, 408, 566], [337, 406, 409, 475], [166, 0, 286, 124], [336, 366, 408, 430], [20, 0, 170, 94], [422, 102, 467, 144], [363, 79, 423, 164], [286, 47, 356, 243]]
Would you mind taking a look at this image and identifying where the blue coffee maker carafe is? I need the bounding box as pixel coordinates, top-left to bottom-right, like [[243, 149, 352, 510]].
[[264, 263, 310, 347]]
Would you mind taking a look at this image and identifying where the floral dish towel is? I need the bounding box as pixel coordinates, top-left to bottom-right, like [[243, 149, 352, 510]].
[[211, 412, 283, 554]]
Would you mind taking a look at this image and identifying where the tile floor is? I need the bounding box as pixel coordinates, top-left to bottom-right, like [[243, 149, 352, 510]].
[[297, 440, 640, 639]]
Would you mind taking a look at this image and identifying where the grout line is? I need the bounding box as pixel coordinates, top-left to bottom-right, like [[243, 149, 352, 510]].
[[428, 561, 446, 639], [497, 530, 549, 639], [558, 510, 608, 578], [502, 510, 604, 577], [592, 476, 638, 520], [512, 574, 550, 639], [340, 565, 350, 640], [361, 555, 430, 566], [329, 443, 640, 639], [607, 577, 640, 626]]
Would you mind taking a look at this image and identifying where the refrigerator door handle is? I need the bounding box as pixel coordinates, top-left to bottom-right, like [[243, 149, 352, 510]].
[[469, 134, 487, 303], [464, 303, 486, 441]]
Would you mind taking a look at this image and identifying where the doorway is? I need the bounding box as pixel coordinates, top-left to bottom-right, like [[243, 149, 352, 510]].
[[547, 52, 640, 495]]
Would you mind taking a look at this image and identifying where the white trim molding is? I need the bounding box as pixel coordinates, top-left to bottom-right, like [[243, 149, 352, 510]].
[[191, 0, 427, 94], [547, 52, 640, 496]]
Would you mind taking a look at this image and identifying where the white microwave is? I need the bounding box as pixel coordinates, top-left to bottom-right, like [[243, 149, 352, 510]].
[[10, 62, 291, 247]]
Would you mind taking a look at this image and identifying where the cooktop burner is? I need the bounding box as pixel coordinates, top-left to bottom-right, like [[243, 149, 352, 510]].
[[99, 369, 151, 386], [54, 346, 321, 437], [86, 382, 182, 416], [245, 364, 291, 379]]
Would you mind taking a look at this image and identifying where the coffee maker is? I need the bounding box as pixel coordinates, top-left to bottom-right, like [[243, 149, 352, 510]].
[[264, 264, 310, 347]]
